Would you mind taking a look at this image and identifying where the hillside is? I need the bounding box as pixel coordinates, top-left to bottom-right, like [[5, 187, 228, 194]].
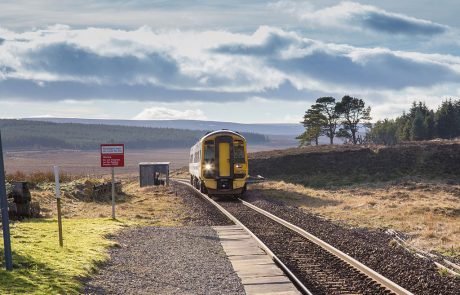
[[249, 141, 460, 186], [0, 119, 268, 150], [25, 117, 305, 136]]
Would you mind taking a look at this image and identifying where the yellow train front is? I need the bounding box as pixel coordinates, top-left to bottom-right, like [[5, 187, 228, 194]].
[[189, 130, 248, 195]]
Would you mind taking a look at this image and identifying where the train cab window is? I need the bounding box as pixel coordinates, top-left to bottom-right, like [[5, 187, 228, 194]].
[[234, 140, 245, 163], [204, 140, 215, 162]]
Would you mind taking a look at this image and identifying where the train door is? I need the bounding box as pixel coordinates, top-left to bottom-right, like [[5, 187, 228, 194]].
[[218, 142, 230, 177], [215, 136, 234, 180]]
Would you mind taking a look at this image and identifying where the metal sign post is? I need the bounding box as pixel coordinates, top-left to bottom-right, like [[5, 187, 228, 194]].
[[54, 166, 63, 247], [111, 167, 115, 219], [0, 131, 13, 270], [100, 144, 124, 220]]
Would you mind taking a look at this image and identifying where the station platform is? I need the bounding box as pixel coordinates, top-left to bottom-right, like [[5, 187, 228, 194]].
[[213, 225, 301, 295]]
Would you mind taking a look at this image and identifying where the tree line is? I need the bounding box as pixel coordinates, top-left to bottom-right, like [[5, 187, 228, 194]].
[[369, 100, 460, 145], [297, 95, 371, 146], [0, 119, 268, 150]]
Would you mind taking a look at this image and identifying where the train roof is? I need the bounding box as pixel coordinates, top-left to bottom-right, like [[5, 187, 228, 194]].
[[201, 129, 246, 141], [190, 130, 245, 151]]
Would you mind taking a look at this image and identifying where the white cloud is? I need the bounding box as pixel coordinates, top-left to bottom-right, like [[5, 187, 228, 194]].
[[27, 114, 54, 118], [0, 25, 459, 111], [133, 107, 207, 120], [271, 1, 449, 36]]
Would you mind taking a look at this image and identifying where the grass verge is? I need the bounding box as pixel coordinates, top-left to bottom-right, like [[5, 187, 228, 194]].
[[0, 218, 126, 295]]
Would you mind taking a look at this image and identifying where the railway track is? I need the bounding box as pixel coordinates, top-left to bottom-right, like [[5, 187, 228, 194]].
[[175, 179, 414, 295]]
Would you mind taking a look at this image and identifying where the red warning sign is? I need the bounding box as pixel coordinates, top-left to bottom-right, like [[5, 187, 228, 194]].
[[100, 144, 125, 167]]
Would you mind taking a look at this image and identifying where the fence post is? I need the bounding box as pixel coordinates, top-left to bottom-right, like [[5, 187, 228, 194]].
[[54, 166, 63, 247], [0, 131, 13, 270], [111, 167, 115, 219]]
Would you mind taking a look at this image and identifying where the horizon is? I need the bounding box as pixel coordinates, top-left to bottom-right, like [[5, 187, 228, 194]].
[[7, 117, 300, 125]]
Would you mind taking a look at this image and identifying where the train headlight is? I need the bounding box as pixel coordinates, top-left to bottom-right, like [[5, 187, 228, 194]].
[[205, 163, 212, 170], [235, 164, 243, 168]]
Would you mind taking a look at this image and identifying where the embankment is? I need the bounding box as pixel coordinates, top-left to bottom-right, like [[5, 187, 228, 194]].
[[249, 141, 460, 186]]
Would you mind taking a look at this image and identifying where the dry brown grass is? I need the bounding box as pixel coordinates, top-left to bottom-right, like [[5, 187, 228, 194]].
[[249, 179, 460, 258], [6, 170, 74, 185], [31, 176, 189, 226], [170, 166, 189, 179]]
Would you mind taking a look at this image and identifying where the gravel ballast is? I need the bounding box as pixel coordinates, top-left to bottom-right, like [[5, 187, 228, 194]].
[[85, 226, 245, 295], [244, 196, 460, 295], [173, 183, 234, 226]]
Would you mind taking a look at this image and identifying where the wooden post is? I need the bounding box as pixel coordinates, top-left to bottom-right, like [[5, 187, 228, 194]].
[[0, 131, 13, 270], [111, 167, 115, 219], [54, 166, 63, 247]]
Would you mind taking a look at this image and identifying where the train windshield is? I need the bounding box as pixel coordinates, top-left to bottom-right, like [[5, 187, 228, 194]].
[[234, 140, 245, 163], [204, 140, 215, 162]]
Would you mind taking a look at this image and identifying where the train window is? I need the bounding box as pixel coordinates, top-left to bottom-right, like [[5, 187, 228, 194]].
[[234, 140, 245, 163], [204, 142, 215, 162]]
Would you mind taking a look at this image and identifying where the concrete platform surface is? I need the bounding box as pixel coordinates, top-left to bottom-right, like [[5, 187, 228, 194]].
[[213, 225, 301, 295]]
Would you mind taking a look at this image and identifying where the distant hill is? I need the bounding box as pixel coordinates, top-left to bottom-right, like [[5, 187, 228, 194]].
[[0, 119, 268, 150], [25, 118, 305, 136]]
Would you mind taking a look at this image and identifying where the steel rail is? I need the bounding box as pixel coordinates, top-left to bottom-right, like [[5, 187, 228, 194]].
[[174, 179, 313, 295], [239, 199, 414, 295]]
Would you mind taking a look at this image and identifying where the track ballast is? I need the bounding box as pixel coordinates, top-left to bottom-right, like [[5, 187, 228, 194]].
[[176, 180, 414, 295]]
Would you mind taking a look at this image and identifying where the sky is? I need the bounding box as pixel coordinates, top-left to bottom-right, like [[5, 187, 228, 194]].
[[0, 0, 459, 123]]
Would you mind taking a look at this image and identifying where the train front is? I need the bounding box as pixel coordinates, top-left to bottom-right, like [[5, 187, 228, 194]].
[[201, 130, 248, 195]]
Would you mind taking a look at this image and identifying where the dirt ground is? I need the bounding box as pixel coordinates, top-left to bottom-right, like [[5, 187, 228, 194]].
[[248, 179, 460, 259]]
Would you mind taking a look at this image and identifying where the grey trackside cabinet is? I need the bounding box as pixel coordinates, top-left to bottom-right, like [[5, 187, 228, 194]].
[[139, 162, 170, 187]]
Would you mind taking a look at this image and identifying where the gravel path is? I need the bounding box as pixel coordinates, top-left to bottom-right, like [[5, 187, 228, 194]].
[[244, 196, 460, 295], [85, 226, 245, 295], [84, 183, 243, 294]]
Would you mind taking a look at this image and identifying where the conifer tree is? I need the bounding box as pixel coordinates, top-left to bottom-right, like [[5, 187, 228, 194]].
[[335, 95, 371, 144]]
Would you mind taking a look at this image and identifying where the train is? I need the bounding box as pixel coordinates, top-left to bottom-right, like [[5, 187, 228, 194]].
[[189, 130, 248, 195]]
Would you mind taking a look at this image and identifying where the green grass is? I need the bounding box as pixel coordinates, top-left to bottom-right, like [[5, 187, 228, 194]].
[[0, 218, 126, 294]]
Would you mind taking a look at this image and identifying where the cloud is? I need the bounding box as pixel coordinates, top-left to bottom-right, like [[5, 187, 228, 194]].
[[133, 107, 207, 120], [27, 114, 54, 118], [0, 25, 459, 104], [24, 42, 180, 84], [270, 49, 459, 90], [0, 78, 250, 101], [360, 10, 446, 35], [213, 28, 460, 90], [273, 1, 448, 36], [213, 30, 297, 56]]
